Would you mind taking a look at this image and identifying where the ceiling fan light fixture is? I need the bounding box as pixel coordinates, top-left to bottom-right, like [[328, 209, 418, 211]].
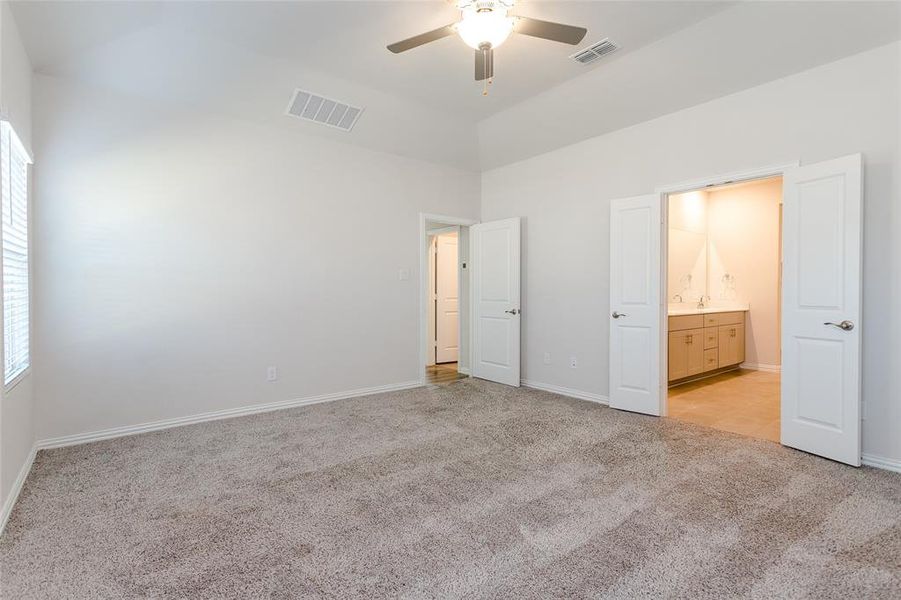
[[456, 7, 514, 50]]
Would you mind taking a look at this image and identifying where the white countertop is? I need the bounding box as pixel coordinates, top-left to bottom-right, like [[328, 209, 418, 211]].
[[668, 303, 749, 316]]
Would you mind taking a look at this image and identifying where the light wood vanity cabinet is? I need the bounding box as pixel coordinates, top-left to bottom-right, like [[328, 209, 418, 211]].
[[668, 310, 746, 383]]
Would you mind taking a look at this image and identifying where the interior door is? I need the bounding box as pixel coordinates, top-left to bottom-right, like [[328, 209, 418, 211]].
[[435, 231, 459, 363], [471, 217, 521, 386], [782, 154, 862, 466], [609, 195, 663, 415]]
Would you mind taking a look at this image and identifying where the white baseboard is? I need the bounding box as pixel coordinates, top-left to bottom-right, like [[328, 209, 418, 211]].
[[458, 366, 471, 375], [37, 380, 423, 450], [740, 362, 781, 373], [0, 444, 37, 537], [861, 453, 901, 473], [521, 380, 609, 405]]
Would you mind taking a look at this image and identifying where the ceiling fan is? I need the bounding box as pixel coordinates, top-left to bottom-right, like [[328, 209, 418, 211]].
[[387, 0, 588, 94]]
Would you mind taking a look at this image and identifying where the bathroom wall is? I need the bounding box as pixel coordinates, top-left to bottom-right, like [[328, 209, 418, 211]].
[[668, 190, 708, 302], [707, 177, 783, 368]]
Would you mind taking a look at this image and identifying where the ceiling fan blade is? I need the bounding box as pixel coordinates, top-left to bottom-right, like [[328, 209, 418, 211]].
[[475, 47, 494, 81], [387, 24, 457, 54], [513, 16, 587, 45]]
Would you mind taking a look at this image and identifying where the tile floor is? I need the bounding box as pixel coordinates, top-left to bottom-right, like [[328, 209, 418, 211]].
[[667, 368, 780, 442]]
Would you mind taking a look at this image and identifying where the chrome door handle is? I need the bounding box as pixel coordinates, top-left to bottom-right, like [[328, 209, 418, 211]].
[[612, 311, 627, 319], [505, 308, 520, 315], [824, 320, 854, 331]]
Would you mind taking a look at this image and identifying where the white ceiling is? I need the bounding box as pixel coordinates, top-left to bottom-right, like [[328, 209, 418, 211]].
[[10, 1, 732, 120], [9, 1, 901, 171]]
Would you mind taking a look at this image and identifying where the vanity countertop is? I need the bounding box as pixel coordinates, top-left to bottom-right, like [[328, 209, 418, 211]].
[[667, 304, 749, 316]]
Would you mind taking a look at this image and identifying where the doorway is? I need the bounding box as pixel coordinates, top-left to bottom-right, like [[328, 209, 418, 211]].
[[664, 177, 783, 442], [420, 214, 475, 385], [426, 225, 465, 384], [608, 155, 863, 465]]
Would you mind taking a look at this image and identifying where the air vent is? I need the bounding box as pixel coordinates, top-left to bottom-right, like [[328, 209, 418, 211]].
[[285, 89, 363, 132], [570, 38, 619, 65]]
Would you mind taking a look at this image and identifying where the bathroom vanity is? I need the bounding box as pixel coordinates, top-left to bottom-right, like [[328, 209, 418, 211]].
[[668, 306, 748, 384]]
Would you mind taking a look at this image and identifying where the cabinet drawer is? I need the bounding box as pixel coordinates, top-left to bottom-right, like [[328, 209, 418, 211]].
[[703, 311, 746, 327], [703, 349, 718, 370], [717, 311, 745, 325], [703, 328, 718, 349], [669, 314, 704, 331]]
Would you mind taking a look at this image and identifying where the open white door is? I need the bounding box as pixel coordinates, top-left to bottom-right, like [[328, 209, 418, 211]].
[[609, 195, 663, 415], [782, 154, 862, 466], [471, 218, 521, 386], [436, 232, 459, 363]]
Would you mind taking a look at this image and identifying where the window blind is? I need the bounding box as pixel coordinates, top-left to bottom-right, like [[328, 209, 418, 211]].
[[1, 121, 30, 386]]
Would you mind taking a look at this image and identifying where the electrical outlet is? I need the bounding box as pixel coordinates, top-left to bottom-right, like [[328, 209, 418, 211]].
[[398, 268, 410, 281], [267, 366, 278, 382], [543, 352, 552, 365], [569, 356, 577, 369]]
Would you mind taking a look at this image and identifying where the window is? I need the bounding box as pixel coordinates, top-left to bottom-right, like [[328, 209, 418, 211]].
[[1, 121, 31, 386]]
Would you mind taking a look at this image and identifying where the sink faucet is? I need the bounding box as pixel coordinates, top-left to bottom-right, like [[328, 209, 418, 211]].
[[697, 295, 710, 309], [672, 293, 683, 303]]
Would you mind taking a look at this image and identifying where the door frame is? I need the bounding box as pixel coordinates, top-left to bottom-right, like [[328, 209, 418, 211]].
[[654, 162, 798, 417], [419, 213, 478, 386]]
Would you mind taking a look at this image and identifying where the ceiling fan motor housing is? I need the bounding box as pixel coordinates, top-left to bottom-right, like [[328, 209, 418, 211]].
[[456, 0, 515, 14]]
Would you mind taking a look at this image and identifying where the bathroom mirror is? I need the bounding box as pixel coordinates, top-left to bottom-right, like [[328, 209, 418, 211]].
[[668, 191, 708, 303], [668, 229, 707, 302]]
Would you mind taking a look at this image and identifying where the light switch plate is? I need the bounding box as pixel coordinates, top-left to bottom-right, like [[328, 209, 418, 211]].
[[398, 268, 410, 281]]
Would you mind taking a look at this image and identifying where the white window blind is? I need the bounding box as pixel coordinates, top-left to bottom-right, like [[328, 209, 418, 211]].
[[1, 121, 30, 386]]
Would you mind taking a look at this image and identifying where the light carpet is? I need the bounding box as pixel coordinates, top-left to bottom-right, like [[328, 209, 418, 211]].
[[1, 378, 899, 598]]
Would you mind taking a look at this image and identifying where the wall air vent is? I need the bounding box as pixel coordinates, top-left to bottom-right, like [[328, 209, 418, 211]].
[[285, 89, 363, 132], [570, 38, 619, 65]]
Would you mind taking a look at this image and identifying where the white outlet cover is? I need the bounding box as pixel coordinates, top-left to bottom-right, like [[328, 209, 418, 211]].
[[543, 352, 551, 365], [267, 366, 278, 381], [569, 357, 577, 368], [398, 268, 410, 281]]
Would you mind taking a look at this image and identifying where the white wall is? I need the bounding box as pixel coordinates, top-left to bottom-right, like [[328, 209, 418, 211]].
[[481, 42, 901, 464], [32, 74, 480, 441], [0, 0, 34, 519], [707, 178, 782, 368]]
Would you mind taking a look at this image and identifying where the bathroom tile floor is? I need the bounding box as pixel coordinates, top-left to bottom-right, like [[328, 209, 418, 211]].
[[667, 369, 780, 442]]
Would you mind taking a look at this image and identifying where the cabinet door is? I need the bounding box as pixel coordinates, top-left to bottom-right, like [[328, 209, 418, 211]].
[[718, 324, 744, 367], [686, 328, 705, 376], [718, 325, 733, 366], [734, 323, 745, 364], [668, 331, 688, 381]]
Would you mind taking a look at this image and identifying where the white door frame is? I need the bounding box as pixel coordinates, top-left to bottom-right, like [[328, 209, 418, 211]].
[[654, 162, 799, 417], [419, 213, 478, 386]]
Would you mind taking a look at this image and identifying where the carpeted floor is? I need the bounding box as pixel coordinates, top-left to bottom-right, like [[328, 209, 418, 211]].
[[1, 379, 899, 599]]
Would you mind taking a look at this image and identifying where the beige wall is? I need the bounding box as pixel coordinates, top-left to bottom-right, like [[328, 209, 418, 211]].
[[707, 178, 782, 368]]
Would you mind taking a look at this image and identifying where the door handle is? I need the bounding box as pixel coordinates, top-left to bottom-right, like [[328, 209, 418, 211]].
[[505, 308, 520, 315], [824, 320, 854, 331], [612, 311, 627, 319]]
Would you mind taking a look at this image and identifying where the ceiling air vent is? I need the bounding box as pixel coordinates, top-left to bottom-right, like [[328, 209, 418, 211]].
[[570, 38, 619, 65], [285, 89, 363, 132]]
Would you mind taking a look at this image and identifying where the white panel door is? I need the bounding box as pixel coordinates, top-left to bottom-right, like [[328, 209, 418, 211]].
[[472, 218, 521, 386], [782, 154, 862, 466], [436, 232, 459, 363], [609, 195, 663, 415]]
